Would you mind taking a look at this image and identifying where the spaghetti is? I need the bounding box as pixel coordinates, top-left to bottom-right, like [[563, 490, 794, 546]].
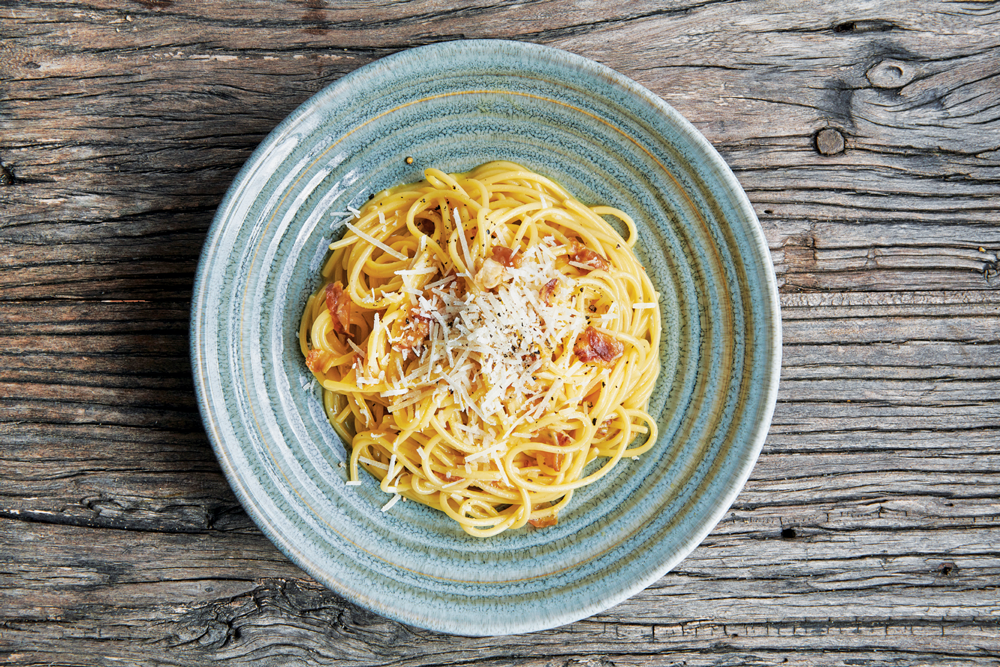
[[299, 161, 660, 536]]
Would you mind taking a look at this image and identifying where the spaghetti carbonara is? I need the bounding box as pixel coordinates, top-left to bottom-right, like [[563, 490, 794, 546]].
[[300, 161, 660, 536]]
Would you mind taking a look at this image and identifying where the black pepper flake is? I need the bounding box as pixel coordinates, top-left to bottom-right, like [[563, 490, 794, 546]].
[[592, 418, 598, 425]]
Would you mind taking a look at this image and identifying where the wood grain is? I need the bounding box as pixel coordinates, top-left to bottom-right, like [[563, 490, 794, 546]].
[[2, 0, 999, 664]]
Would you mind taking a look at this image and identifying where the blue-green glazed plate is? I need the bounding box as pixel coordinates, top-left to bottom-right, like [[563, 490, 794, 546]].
[[191, 39, 780, 636]]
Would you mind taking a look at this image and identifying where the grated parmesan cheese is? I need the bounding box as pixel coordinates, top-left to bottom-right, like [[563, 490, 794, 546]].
[[348, 339, 366, 358], [359, 456, 389, 470], [386, 243, 588, 429], [395, 267, 438, 276], [345, 222, 407, 261], [380, 493, 401, 512]]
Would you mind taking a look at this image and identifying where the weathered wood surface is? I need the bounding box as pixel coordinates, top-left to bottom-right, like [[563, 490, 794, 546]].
[[2, 0, 999, 664]]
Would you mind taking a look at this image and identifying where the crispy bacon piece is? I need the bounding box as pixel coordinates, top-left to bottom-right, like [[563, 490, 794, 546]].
[[538, 431, 570, 471], [489, 245, 523, 268], [305, 349, 325, 373], [568, 241, 610, 273], [528, 502, 558, 528], [574, 326, 624, 365], [540, 278, 559, 306], [475, 258, 504, 289], [325, 281, 352, 334], [538, 450, 564, 471], [395, 317, 430, 357], [528, 514, 558, 528]]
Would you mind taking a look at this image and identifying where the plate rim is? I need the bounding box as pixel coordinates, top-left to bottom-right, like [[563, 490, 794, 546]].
[[190, 38, 782, 636]]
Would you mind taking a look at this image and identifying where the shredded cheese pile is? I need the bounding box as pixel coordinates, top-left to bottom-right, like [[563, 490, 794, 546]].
[[360, 241, 585, 434]]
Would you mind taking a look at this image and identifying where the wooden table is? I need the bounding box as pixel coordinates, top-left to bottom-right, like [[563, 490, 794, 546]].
[[3, 1, 999, 664]]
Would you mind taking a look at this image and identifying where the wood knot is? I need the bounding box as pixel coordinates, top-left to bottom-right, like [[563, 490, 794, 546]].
[[867, 60, 914, 89], [864, 247, 882, 270], [780, 527, 797, 539], [815, 128, 845, 156], [832, 19, 897, 34], [937, 561, 956, 576]]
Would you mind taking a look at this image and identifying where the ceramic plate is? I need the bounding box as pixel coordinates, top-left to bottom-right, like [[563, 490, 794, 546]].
[[191, 39, 780, 636]]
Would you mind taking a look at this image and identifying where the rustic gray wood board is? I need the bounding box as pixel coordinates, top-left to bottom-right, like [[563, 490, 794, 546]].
[[1, 0, 998, 664]]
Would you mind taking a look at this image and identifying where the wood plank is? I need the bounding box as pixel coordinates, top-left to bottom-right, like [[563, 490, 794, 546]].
[[3, 0, 999, 663], [3, 2, 997, 228], [1, 517, 997, 664]]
